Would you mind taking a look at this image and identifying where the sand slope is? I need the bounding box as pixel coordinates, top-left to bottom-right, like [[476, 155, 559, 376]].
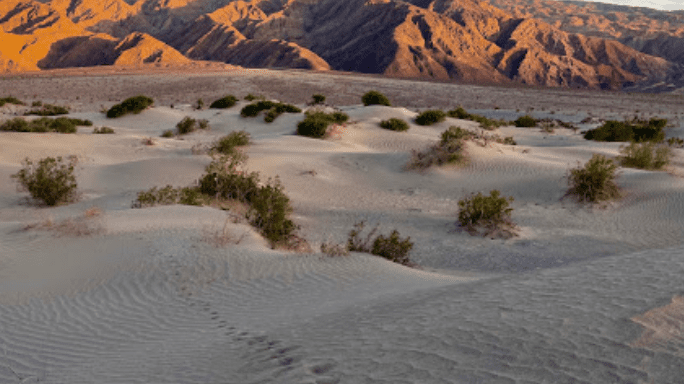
[[1, 69, 683, 383]]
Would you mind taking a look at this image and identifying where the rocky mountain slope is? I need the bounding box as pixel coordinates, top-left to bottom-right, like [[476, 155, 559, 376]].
[[0, 0, 675, 89]]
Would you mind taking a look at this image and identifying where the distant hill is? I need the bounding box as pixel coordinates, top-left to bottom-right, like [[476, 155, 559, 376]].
[[0, 0, 677, 90]]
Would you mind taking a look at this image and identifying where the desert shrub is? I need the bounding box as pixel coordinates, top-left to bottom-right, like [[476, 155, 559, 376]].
[[246, 177, 297, 245], [198, 152, 260, 202], [584, 118, 666, 143], [0, 117, 88, 133], [346, 221, 413, 265], [407, 127, 468, 170], [379, 118, 409, 131], [93, 127, 115, 134], [196, 99, 205, 110], [619, 142, 671, 170], [440, 126, 475, 142], [514, 115, 537, 127], [503, 136, 517, 145], [447, 107, 511, 130], [241, 101, 275, 117], [415, 110, 446, 126], [242, 101, 301, 122], [211, 131, 251, 155], [210, 95, 238, 109], [457, 190, 516, 237], [161, 129, 174, 138], [106, 95, 154, 118], [0, 96, 25, 107], [11, 156, 78, 206], [0, 118, 30, 132], [448, 107, 471, 119], [361, 91, 391, 106], [297, 111, 349, 138], [667, 137, 684, 148], [311, 94, 326, 105], [566, 154, 620, 203], [320, 241, 349, 257], [175, 117, 209, 135], [66, 118, 93, 126], [32, 101, 42, 107], [133, 185, 204, 208], [24, 104, 69, 116], [244, 94, 264, 101]]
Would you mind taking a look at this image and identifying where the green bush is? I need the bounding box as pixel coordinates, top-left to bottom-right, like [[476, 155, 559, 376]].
[[246, 177, 297, 246], [514, 115, 537, 127], [198, 152, 260, 202], [161, 129, 174, 138], [440, 126, 474, 143], [0, 96, 25, 107], [361, 91, 391, 106], [211, 131, 251, 155], [0, 117, 87, 133], [584, 118, 667, 143], [566, 154, 620, 203], [415, 110, 446, 126], [93, 127, 115, 134], [241, 101, 274, 117], [379, 118, 409, 131], [346, 221, 413, 265], [447, 107, 470, 119], [66, 118, 93, 126], [244, 94, 264, 101], [619, 142, 671, 170], [457, 190, 516, 237], [11, 156, 78, 206], [175, 117, 209, 135], [133, 185, 204, 208], [447, 107, 511, 130], [407, 127, 468, 170], [24, 104, 69, 116], [297, 111, 350, 139], [106, 95, 154, 118], [667, 137, 684, 148], [311, 94, 326, 105], [241, 101, 301, 122], [210, 95, 238, 109]]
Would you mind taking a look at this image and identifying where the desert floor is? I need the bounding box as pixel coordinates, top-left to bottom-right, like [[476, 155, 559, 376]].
[[1, 67, 683, 383]]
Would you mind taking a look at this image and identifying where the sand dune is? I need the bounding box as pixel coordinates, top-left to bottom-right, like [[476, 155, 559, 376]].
[[1, 68, 683, 383]]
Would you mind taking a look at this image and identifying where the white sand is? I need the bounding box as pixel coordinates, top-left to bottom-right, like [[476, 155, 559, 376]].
[[0, 68, 683, 383]]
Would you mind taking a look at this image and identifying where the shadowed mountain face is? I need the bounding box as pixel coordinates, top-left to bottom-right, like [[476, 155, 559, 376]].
[[0, 0, 676, 89]]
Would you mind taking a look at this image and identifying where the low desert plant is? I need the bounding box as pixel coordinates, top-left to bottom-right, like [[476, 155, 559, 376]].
[[447, 107, 511, 130], [11, 156, 78, 206], [24, 104, 69, 116], [106, 95, 154, 118], [211, 131, 251, 155], [133, 185, 205, 208], [210, 95, 238, 109], [346, 221, 413, 265], [667, 137, 684, 148], [310, 94, 326, 105], [320, 240, 349, 257], [415, 110, 446, 126], [0, 96, 25, 107], [514, 115, 537, 128], [565, 154, 621, 203], [241, 101, 301, 122], [440, 126, 475, 142], [244, 94, 264, 101], [407, 127, 468, 170], [0, 117, 89, 133], [161, 129, 174, 138], [246, 176, 298, 246], [198, 152, 260, 202], [195, 98, 205, 110], [379, 118, 410, 131], [619, 142, 671, 170], [176, 116, 209, 135], [297, 111, 350, 138], [93, 127, 115, 134], [584, 118, 667, 143], [32, 101, 42, 107], [457, 190, 516, 238], [361, 91, 391, 106]]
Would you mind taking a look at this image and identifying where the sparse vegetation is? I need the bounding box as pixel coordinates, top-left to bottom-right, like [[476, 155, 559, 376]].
[[320, 240, 349, 257], [24, 104, 69, 116], [161, 129, 174, 138], [244, 94, 264, 101], [195, 98, 205, 110], [11, 156, 78, 206], [240, 101, 302, 122], [176, 116, 210, 135], [0, 96, 25, 107], [310, 94, 326, 105], [619, 142, 671, 170], [211, 131, 251, 155], [457, 190, 516, 238], [447, 107, 511, 130], [407, 127, 468, 170], [210, 95, 238, 109], [667, 137, 684, 148], [584, 118, 667, 143], [106, 95, 154, 118], [415, 110, 447, 126], [297, 111, 350, 139], [361, 91, 391, 107], [379, 118, 410, 131], [566, 154, 621, 203], [0, 117, 90, 133], [514, 115, 538, 128], [133, 185, 205, 208], [346, 221, 413, 265], [93, 127, 115, 134]]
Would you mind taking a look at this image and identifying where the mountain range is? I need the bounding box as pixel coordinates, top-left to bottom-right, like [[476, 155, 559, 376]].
[[1, 0, 683, 90]]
